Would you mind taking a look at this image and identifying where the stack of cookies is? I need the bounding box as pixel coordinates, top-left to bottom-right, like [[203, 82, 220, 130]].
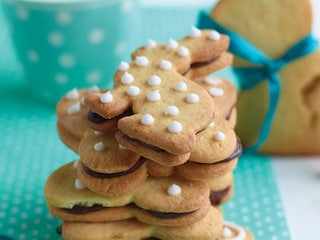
[[45, 28, 254, 240]]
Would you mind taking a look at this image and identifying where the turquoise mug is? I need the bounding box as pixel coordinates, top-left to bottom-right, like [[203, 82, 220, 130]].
[[2, 0, 141, 104]]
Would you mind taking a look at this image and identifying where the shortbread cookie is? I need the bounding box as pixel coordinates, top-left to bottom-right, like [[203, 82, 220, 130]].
[[210, 0, 320, 154], [61, 206, 223, 240], [45, 162, 212, 226], [84, 29, 232, 165]]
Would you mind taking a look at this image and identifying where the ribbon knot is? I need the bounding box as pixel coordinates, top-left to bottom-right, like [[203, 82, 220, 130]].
[[197, 10, 318, 153]]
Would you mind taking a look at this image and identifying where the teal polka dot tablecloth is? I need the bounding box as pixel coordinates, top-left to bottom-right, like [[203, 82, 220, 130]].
[[0, 4, 291, 240]]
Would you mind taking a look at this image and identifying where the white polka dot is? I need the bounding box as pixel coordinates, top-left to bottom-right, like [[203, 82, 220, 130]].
[[66, 88, 79, 100], [121, 72, 134, 84], [55, 73, 68, 84], [59, 53, 75, 68], [27, 50, 39, 63], [145, 39, 157, 49], [86, 70, 102, 84], [160, 60, 172, 70], [147, 90, 161, 101], [56, 11, 72, 25], [121, 0, 133, 12], [118, 61, 130, 71], [135, 56, 149, 66], [167, 184, 181, 196], [209, 87, 224, 97], [16, 8, 29, 21], [186, 93, 199, 103], [190, 26, 201, 38], [168, 121, 183, 133], [165, 106, 179, 116], [178, 46, 189, 57], [166, 38, 179, 49], [100, 91, 113, 103], [209, 30, 221, 40], [48, 32, 64, 47], [215, 131, 226, 141], [204, 76, 222, 85], [127, 86, 140, 96], [114, 42, 127, 56], [148, 75, 161, 86], [89, 29, 104, 44], [94, 141, 105, 151], [141, 114, 155, 125], [67, 102, 81, 115], [75, 178, 86, 190], [175, 81, 187, 92]]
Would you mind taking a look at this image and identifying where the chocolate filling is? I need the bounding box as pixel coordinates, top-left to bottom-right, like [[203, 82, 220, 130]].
[[225, 106, 234, 121], [182, 55, 220, 76], [82, 158, 146, 179], [62, 204, 105, 215], [209, 186, 231, 205], [87, 110, 132, 124], [223, 139, 242, 162]]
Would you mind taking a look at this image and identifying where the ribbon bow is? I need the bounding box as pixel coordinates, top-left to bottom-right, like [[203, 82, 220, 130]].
[[197, 11, 319, 153]]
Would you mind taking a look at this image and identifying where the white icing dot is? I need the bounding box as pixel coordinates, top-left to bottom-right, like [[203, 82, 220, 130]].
[[209, 87, 224, 97], [66, 88, 79, 100], [168, 121, 183, 133], [222, 227, 232, 237], [100, 91, 113, 103], [88, 85, 100, 93], [160, 60, 172, 70], [27, 50, 39, 63], [67, 102, 81, 115], [94, 130, 103, 136], [186, 93, 199, 103], [215, 131, 226, 141], [166, 38, 179, 49], [121, 72, 134, 84], [145, 39, 157, 49], [165, 106, 179, 116], [119, 144, 128, 150], [147, 90, 161, 101], [73, 160, 79, 169], [59, 53, 75, 68], [148, 75, 162, 86], [204, 76, 222, 85], [48, 32, 64, 47], [75, 178, 86, 190], [209, 30, 221, 41], [167, 184, 181, 196], [135, 56, 149, 66], [118, 61, 130, 71], [190, 26, 202, 38], [89, 28, 104, 44], [141, 114, 155, 125], [224, 222, 247, 240], [94, 141, 105, 151], [175, 81, 187, 92], [127, 86, 140, 96], [178, 46, 189, 57], [209, 122, 215, 128]]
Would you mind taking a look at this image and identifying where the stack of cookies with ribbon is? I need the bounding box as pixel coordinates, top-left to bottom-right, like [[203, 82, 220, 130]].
[[45, 28, 254, 240]]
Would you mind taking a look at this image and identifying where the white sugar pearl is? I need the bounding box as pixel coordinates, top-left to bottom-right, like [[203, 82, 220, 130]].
[[147, 90, 161, 101], [166, 38, 178, 49], [165, 106, 179, 116], [222, 227, 232, 237], [88, 85, 100, 93], [67, 102, 81, 115], [127, 86, 140, 96], [175, 81, 187, 92], [100, 91, 113, 103], [167, 184, 181, 196], [204, 76, 222, 85], [141, 114, 155, 125], [190, 26, 202, 38], [66, 88, 79, 100], [178, 46, 189, 57], [121, 71, 134, 84], [75, 178, 86, 190], [209, 87, 224, 97], [118, 61, 130, 71], [94, 141, 105, 151], [186, 93, 199, 103], [160, 60, 172, 70], [168, 121, 183, 133], [148, 75, 162, 86], [135, 56, 149, 66], [215, 131, 226, 141], [209, 30, 221, 40], [145, 39, 156, 49]]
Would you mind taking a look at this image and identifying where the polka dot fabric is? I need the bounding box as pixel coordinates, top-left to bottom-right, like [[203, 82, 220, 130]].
[[2, 0, 140, 104]]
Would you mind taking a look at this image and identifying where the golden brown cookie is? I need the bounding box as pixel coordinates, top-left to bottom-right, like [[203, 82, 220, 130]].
[[211, 0, 320, 154], [61, 206, 223, 240]]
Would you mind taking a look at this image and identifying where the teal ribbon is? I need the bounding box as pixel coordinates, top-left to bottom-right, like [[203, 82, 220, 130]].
[[197, 11, 319, 153]]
